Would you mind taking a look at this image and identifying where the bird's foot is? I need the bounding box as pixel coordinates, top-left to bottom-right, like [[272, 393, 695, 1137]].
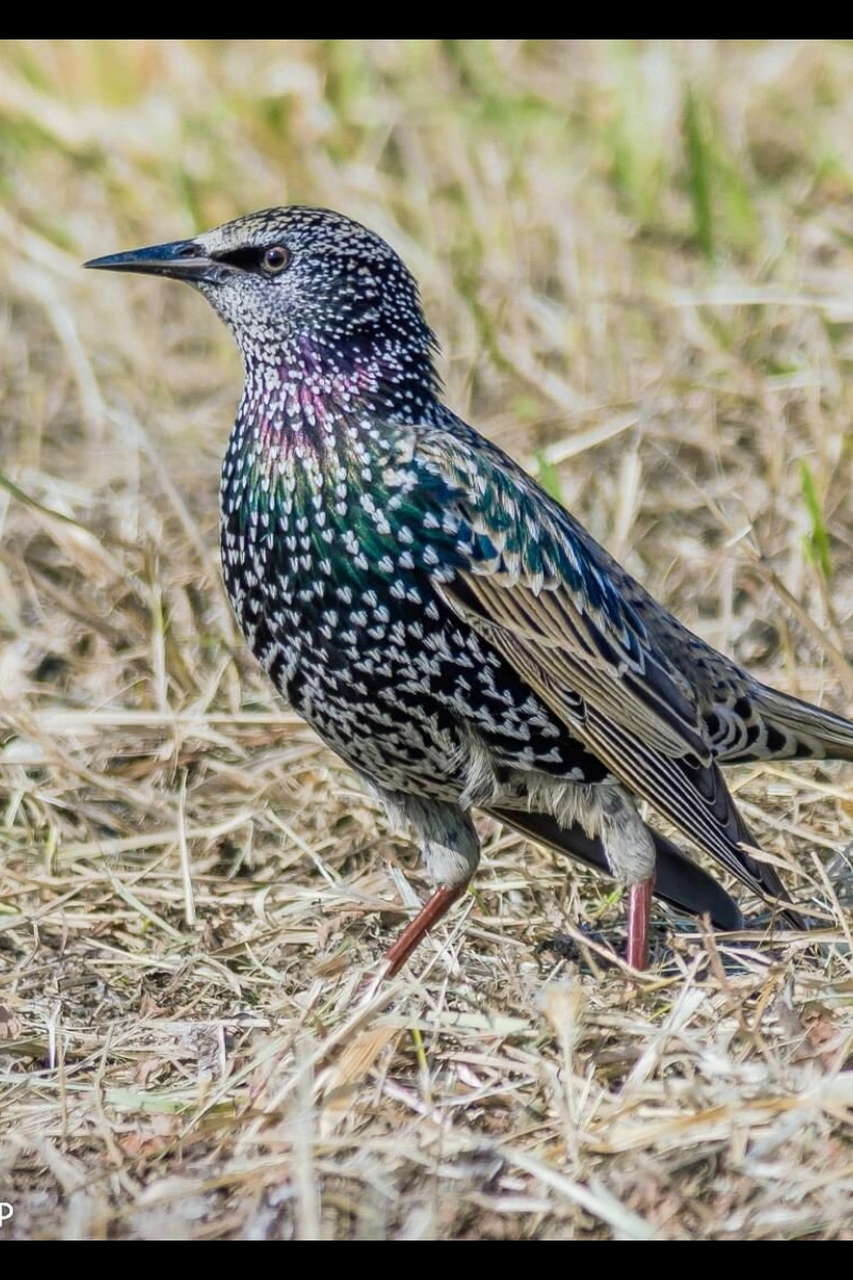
[[537, 925, 618, 968]]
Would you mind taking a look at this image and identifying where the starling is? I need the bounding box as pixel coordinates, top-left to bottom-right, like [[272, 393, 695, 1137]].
[[85, 208, 853, 972]]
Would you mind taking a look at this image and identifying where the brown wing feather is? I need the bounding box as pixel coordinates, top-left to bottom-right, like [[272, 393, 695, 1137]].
[[444, 572, 769, 892]]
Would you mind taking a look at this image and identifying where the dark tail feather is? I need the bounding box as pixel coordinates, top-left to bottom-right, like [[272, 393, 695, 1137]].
[[485, 806, 743, 931], [732, 683, 853, 765]]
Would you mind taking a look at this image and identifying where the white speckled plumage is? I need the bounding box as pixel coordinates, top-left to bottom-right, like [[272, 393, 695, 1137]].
[[86, 206, 853, 968]]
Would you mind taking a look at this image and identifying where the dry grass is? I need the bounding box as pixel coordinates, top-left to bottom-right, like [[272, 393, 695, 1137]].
[[2, 39, 853, 1240]]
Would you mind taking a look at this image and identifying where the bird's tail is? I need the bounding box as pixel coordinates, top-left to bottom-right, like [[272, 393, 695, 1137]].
[[485, 805, 744, 931], [721, 681, 853, 765]]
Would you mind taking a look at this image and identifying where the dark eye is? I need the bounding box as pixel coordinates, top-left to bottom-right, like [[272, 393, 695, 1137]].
[[261, 245, 289, 275]]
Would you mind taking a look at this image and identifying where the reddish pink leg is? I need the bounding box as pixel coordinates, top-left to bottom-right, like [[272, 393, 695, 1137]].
[[626, 877, 655, 970], [383, 884, 466, 976]]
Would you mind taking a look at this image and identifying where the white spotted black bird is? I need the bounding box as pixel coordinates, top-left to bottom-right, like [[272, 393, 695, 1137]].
[[86, 207, 853, 972]]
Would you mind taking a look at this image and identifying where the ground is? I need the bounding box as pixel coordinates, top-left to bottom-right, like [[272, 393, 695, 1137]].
[[1, 39, 853, 1240]]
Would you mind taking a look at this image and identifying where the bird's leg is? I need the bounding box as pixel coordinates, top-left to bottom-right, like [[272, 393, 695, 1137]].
[[384, 884, 466, 975], [626, 876, 655, 970], [372, 790, 480, 976], [595, 786, 658, 971]]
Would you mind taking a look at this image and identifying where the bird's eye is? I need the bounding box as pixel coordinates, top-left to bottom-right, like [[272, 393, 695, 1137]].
[[261, 245, 290, 275]]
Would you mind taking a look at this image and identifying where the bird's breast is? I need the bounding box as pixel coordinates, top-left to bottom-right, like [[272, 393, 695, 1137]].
[[216, 414, 610, 794]]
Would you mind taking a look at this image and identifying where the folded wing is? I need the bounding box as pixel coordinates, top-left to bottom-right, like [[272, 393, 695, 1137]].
[[408, 427, 799, 917]]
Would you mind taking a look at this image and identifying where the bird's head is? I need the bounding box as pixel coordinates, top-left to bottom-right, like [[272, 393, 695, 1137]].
[[86, 206, 440, 412]]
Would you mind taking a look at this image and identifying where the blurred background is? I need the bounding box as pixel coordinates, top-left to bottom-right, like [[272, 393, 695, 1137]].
[[2, 40, 853, 1241], [5, 40, 853, 693]]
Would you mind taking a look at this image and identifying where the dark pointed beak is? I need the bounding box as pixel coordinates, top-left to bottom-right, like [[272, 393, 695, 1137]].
[[84, 239, 220, 283]]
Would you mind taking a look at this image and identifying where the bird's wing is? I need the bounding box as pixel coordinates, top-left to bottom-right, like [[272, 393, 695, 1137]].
[[405, 428, 780, 899]]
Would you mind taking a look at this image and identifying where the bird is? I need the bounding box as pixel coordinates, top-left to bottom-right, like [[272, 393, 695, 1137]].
[[84, 206, 853, 974]]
